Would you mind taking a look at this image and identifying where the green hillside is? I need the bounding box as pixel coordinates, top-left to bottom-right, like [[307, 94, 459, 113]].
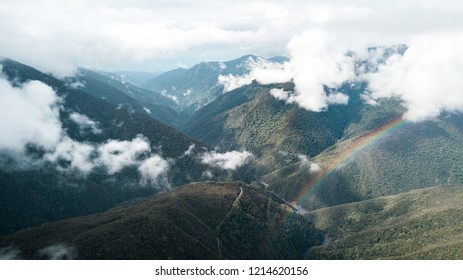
[[0, 59, 223, 235], [306, 185, 463, 259], [143, 55, 288, 110], [0, 182, 322, 259], [183, 82, 365, 175], [299, 116, 463, 210], [261, 96, 463, 210], [74, 69, 180, 127]]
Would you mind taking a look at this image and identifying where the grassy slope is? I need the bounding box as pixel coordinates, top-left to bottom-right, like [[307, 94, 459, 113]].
[[306, 185, 463, 259], [0, 182, 321, 259]]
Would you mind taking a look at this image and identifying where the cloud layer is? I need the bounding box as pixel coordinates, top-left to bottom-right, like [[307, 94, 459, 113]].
[[219, 29, 463, 121], [1, 1, 458, 75], [0, 77, 62, 153], [218, 31, 355, 111], [46, 135, 170, 186], [2, 1, 463, 120], [0, 75, 169, 186], [365, 33, 463, 121]]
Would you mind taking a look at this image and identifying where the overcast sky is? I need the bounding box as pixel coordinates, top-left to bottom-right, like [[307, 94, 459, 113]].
[[1, 0, 463, 75], [2, 0, 463, 121]]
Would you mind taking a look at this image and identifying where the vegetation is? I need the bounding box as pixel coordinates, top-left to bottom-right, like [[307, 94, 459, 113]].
[[306, 185, 463, 259], [143, 55, 260, 109], [183, 81, 366, 176], [0, 182, 321, 259], [75, 69, 180, 127], [256, 93, 463, 210], [0, 59, 225, 235], [2, 57, 463, 260], [293, 113, 463, 210]]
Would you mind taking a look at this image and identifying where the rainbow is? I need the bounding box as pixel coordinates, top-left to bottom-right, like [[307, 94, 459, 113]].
[[293, 115, 408, 206]]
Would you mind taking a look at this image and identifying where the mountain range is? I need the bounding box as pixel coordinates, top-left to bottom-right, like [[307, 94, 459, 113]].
[[0, 181, 321, 259], [1, 54, 462, 259], [0, 58, 231, 236], [143, 55, 288, 111]]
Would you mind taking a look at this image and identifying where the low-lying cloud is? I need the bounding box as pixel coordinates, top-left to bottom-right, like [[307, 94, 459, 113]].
[[269, 88, 290, 100], [297, 154, 321, 173], [0, 76, 62, 153], [218, 28, 463, 121], [46, 135, 170, 186], [138, 155, 170, 186], [45, 137, 96, 173], [218, 31, 354, 111], [39, 244, 76, 260], [218, 56, 293, 92], [69, 112, 102, 134], [201, 150, 253, 170], [97, 136, 151, 175], [0, 246, 21, 260], [183, 144, 196, 156], [0, 75, 169, 186], [365, 33, 463, 121]]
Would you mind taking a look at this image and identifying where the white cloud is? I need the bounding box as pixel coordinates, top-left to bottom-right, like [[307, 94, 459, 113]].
[[325, 92, 349, 105], [45, 134, 171, 183], [297, 154, 321, 173], [305, 5, 372, 24], [284, 29, 356, 111], [2, 1, 463, 121], [97, 136, 151, 174], [39, 244, 76, 260], [201, 150, 253, 170], [218, 57, 292, 92], [176, 62, 188, 69], [0, 76, 97, 172], [0, 246, 21, 260], [0, 0, 258, 76], [66, 80, 85, 89], [218, 30, 355, 111], [160, 90, 179, 103], [69, 112, 102, 134], [202, 169, 214, 179], [218, 74, 254, 92], [0, 76, 62, 153], [183, 144, 195, 156], [364, 33, 463, 121], [138, 155, 169, 185], [143, 106, 151, 114], [45, 137, 95, 174], [0, 76, 170, 181], [219, 26, 463, 121], [270, 88, 290, 100], [219, 61, 227, 69], [182, 89, 192, 96], [45, 135, 171, 182]]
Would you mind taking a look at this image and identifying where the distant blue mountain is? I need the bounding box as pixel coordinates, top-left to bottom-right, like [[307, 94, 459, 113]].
[[142, 55, 289, 110]]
